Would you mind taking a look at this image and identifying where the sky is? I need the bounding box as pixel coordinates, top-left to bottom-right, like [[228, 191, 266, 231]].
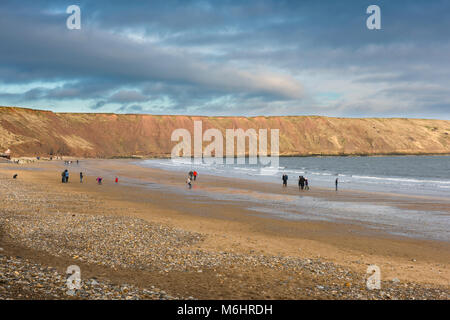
[[0, 0, 449, 119]]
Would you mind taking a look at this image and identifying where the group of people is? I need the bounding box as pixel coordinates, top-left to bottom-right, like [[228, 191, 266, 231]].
[[186, 170, 198, 189], [62, 170, 85, 183], [64, 160, 79, 165], [61, 172, 116, 185], [298, 175, 309, 190], [282, 174, 309, 190], [61, 167, 118, 186], [282, 174, 340, 191]]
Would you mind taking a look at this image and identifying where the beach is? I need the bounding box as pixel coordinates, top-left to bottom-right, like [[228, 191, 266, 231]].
[[0, 159, 449, 300]]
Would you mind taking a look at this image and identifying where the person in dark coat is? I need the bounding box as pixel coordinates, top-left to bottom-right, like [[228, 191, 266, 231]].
[[282, 174, 288, 187], [298, 176, 305, 190]]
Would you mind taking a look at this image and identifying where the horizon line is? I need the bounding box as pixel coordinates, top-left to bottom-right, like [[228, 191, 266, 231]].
[[0, 105, 449, 121]]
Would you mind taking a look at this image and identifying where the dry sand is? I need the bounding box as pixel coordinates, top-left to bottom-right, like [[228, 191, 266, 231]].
[[0, 159, 448, 300]]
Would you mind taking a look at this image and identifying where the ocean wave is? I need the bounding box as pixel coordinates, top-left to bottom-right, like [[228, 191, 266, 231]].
[[350, 175, 450, 185]]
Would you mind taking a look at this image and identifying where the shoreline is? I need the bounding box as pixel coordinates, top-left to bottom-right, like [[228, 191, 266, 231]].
[[9, 153, 450, 160], [135, 158, 450, 202], [0, 159, 449, 299]]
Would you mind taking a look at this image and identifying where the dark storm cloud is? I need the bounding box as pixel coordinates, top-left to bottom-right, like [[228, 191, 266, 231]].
[[91, 100, 106, 110], [109, 90, 149, 103], [0, 0, 448, 118]]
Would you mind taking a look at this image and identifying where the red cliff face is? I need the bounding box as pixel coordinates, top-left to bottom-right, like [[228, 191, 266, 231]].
[[1, 106, 449, 158]]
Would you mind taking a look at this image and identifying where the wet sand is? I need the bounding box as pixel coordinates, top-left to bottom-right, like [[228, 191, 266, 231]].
[[0, 159, 449, 299]]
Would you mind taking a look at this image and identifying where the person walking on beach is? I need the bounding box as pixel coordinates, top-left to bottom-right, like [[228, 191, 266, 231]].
[[96, 177, 103, 185], [115, 177, 119, 183], [305, 178, 309, 190], [80, 172, 83, 183], [61, 170, 66, 183], [298, 176, 305, 190], [335, 178, 338, 191], [186, 176, 192, 189], [65, 170, 69, 183], [188, 171, 194, 180], [282, 174, 288, 187], [193, 171, 197, 181]]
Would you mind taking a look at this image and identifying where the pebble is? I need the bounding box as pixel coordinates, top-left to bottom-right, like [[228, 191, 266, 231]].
[[0, 173, 448, 300]]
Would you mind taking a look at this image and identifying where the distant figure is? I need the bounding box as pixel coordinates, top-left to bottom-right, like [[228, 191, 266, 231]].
[[80, 172, 83, 183], [96, 177, 103, 185], [13, 174, 18, 179], [61, 170, 66, 183], [335, 178, 338, 191], [65, 170, 69, 183], [115, 177, 119, 183], [193, 171, 197, 181], [76, 160, 79, 165], [186, 177, 192, 189], [188, 171, 194, 180], [282, 174, 288, 187], [305, 178, 309, 190], [298, 176, 305, 190]]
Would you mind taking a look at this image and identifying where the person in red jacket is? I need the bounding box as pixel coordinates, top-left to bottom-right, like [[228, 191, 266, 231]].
[[115, 177, 119, 183], [193, 171, 198, 181]]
